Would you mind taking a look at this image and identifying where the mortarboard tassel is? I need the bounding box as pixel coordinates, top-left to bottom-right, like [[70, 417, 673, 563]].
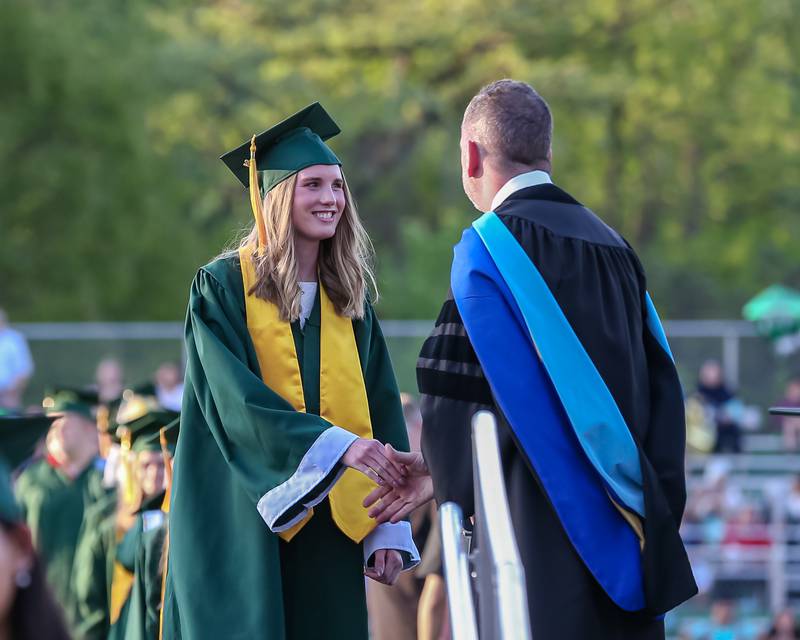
[[246, 135, 268, 251], [159, 427, 173, 491], [118, 427, 138, 510], [159, 427, 173, 514]]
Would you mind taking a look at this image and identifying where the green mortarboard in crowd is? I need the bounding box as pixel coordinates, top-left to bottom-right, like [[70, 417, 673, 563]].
[[133, 416, 180, 456], [115, 390, 159, 426], [161, 417, 180, 450], [130, 381, 157, 397], [96, 384, 155, 444], [0, 414, 56, 470], [220, 102, 341, 194], [116, 393, 179, 453], [42, 387, 98, 421], [0, 461, 21, 524]]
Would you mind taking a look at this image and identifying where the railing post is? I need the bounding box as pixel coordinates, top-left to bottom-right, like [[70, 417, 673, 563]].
[[471, 411, 532, 640], [439, 502, 479, 640], [722, 331, 740, 389], [768, 492, 787, 613]]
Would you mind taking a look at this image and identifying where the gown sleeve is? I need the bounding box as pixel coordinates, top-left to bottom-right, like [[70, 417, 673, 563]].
[[641, 295, 688, 526], [72, 501, 115, 640], [417, 293, 495, 518], [186, 267, 357, 532]]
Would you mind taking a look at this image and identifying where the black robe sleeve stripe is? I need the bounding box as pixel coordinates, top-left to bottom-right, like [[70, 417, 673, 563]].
[[417, 292, 494, 514]]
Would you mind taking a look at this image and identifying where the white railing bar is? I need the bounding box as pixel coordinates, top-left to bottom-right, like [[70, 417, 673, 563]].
[[472, 411, 532, 640], [439, 502, 478, 640]]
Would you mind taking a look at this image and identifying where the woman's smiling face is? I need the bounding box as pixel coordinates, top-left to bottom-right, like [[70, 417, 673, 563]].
[[291, 164, 346, 243]]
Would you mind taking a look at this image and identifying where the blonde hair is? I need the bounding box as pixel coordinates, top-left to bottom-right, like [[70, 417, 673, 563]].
[[236, 171, 377, 321]]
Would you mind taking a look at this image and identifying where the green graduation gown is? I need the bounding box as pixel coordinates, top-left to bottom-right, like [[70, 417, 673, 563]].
[[108, 516, 145, 640], [14, 458, 106, 629], [162, 256, 414, 640], [124, 519, 167, 640], [72, 489, 118, 640]]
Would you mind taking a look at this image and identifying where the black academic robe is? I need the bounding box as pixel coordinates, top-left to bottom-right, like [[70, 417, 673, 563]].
[[417, 183, 697, 639]]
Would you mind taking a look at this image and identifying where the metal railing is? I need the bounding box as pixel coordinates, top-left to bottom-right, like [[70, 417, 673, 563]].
[[439, 502, 478, 640], [439, 411, 531, 640]]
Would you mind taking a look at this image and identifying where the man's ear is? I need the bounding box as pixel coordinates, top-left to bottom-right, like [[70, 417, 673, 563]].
[[467, 140, 482, 179], [547, 146, 553, 163]]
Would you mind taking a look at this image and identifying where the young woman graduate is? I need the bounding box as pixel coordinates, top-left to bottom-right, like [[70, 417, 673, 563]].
[[162, 103, 419, 640]]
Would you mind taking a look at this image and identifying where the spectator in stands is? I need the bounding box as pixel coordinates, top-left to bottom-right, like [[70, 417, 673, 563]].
[[679, 598, 747, 639], [684, 458, 743, 544], [696, 359, 744, 454], [722, 504, 771, 568], [0, 308, 34, 412], [786, 475, 800, 524], [761, 609, 799, 640], [154, 361, 184, 412], [94, 358, 124, 404], [776, 379, 800, 451]]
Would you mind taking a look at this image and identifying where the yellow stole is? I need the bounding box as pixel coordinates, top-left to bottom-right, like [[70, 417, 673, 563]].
[[109, 544, 134, 624], [239, 246, 377, 544]]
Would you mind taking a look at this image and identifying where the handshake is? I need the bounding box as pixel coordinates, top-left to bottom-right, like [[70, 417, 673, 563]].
[[341, 441, 435, 586], [342, 440, 435, 523]]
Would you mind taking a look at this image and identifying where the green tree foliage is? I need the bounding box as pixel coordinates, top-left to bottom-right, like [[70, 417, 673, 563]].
[[2, 0, 798, 320]]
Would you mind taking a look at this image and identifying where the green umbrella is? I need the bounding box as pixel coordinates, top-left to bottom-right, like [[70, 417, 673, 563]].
[[742, 284, 800, 339]]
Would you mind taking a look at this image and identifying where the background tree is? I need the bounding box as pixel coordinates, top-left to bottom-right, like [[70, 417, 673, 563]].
[[2, 0, 798, 321]]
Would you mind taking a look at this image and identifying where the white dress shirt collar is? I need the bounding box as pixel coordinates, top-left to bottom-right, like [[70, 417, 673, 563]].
[[489, 170, 552, 212]]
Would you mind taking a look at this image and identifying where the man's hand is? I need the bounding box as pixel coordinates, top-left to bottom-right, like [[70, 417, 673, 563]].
[[363, 444, 434, 524], [342, 438, 406, 487], [384, 444, 429, 476], [365, 549, 403, 585]]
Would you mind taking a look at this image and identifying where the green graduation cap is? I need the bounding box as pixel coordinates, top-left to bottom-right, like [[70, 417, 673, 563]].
[[121, 409, 180, 453], [42, 386, 98, 421], [0, 462, 21, 524], [221, 102, 341, 192], [101, 384, 154, 441], [220, 102, 342, 250], [161, 417, 180, 455], [133, 416, 180, 456], [0, 414, 56, 470]]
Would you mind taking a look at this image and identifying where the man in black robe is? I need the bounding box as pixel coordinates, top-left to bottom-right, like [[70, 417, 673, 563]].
[[366, 79, 697, 639]]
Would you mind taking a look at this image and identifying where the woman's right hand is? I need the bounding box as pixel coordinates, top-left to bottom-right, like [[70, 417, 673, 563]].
[[342, 438, 406, 488]]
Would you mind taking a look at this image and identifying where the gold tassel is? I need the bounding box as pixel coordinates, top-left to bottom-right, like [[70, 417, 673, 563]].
[[118, 427, 138, 510], [245, 135, 267, 251], [96, 405, 109, 433], [159, 427, 173, 495]]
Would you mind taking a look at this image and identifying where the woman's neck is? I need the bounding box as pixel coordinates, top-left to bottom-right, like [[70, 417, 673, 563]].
[[295, 237, 320, 282]]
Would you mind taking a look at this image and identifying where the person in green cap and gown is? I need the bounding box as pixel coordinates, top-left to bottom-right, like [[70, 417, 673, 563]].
[[105, 400, 178, 640], [13, 389, 106, 631], [162, 102, 419, 640], [71, 394, 129, 640], [71, 471, 118, 640], [0, 444, 71, 640], [124, 418, 179, 640]]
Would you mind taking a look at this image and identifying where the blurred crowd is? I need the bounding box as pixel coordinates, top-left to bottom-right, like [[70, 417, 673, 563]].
[[676, 359, 800, 639]]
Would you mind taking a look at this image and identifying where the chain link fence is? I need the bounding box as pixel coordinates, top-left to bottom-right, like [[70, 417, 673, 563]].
[[16, 319, 799, 412]]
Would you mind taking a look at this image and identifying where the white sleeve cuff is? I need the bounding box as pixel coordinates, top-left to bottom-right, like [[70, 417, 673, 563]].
[[256, 426, 358, 532], [363, 521, 421, 571]]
